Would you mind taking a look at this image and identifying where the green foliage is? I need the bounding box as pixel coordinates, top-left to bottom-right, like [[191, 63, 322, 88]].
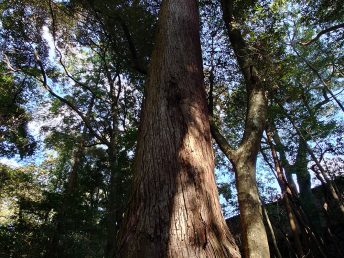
[[0, 65, 36, 158], [0, 164, 48, 257], [0, 0, 343, 256]]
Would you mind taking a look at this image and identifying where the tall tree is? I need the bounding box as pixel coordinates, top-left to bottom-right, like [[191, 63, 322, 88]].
[[207, 0, 270, 257], [116, 1, 240, 257]]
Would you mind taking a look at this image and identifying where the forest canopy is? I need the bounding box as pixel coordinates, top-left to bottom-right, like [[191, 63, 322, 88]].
[[0, 0, 343, 257]]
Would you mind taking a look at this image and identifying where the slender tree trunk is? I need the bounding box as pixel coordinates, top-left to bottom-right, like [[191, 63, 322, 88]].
[[261, 200, 282, 258], [232, 146, 269, 258], [211, 108, 270, 258], [269, 123, 298, 192], [105, 144, 122, 258], [266, 128, 304, 257], [105, 72, 124, 257], [116, 1, 240, 257], [266, 124, 328, 257], [219, 0, 270, 257], [210, 124, 271, 258]]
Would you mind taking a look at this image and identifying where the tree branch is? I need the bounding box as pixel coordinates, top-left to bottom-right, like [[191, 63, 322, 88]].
[[88, 2, 148, 75], [34, 50, 109, 145], [48, 1, 103, 101], [209, 117, 236, 162], [300, 23, 344, 46], [292, 45, 344, 112]]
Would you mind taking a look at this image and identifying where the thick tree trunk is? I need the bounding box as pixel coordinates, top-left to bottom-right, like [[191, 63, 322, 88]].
[[232, 148, 269, 258], [116, 1, 240, 257], [219, 0, 270, 257], [211, 121, 270, 258]]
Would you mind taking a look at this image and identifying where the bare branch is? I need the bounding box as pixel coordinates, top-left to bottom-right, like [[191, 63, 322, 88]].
[[3, 54, 20, 73]]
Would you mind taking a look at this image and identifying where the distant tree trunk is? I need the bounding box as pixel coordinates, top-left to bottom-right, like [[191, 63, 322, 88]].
[[219, 0, 270, 257], [305, 145, 344, 219], [116, 1, 240, 257], [294, 138, 324, 233], [276, 101, 344, 218], [261, 200, 282, 258], [266, 124, 327, 257], [66, 95, 94, 195], [266, 127, 304, 257], [105, 144, 121, 258], [44, 136, 86, 258], [311, 165, 344, 222], [268, 122, 321, 227], [45, 98, 94, 258], [105, 69, 124, 257], [269, 122, 298, 192], [66, 133, 86, 194]]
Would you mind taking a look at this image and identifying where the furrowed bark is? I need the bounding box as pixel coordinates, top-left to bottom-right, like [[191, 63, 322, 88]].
[[116, 1, 240, 257]]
